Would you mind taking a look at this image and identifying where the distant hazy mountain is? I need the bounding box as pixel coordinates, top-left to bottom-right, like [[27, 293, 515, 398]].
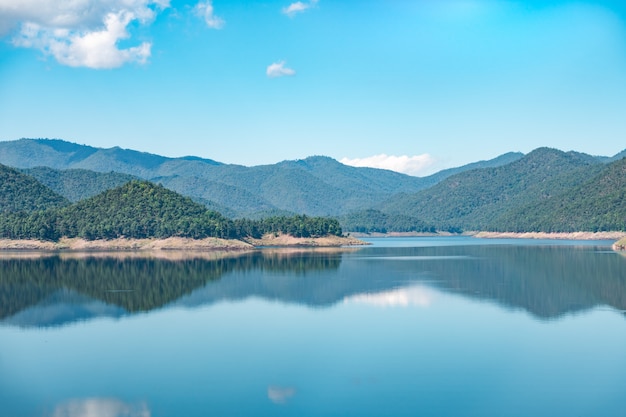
[[0, 138, 527, 217], [379, 148, 606, 231], [0, 138, 222, 177], [0, 164, 69, 213]]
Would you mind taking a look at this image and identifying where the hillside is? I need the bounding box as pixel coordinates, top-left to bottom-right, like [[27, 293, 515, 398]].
[[0, 164, 69, 213], [380, 148, 606, 231], [490, 157, 626, 232], [53, 181, 235, 240], [22, 167, 137, 202], [0, 138, 521, 217], [339, 209, 436, 234]]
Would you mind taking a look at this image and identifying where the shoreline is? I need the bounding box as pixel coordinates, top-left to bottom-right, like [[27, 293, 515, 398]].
[[0, 234, 368, 253], [350, 230, 626, 241], [473, 231, 626, 241]]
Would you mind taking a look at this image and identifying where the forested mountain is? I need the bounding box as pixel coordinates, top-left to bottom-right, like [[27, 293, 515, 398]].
[[0, 164, 69, 213], [22, 167, 137, 202], [0, 138, 522, 217], [490, 157, 626, 232], [379, 148, 607, 231]]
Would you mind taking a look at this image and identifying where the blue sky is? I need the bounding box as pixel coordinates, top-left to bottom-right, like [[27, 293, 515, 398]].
[[1, 0, 625, 175]]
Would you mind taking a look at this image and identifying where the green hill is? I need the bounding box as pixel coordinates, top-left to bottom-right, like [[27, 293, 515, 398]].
[[490, 157, 626, 232], [53, 180, 234, 240], [22, 167, 137, 202], [0, 164, 69, 213], [380, 148, 605, 231]]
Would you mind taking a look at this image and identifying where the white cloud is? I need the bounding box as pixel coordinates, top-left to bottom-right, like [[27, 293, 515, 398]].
[[282, 0, 318, 17], [266, 61, 296, 78], [267, 386, 296, 404], [340, 153, 437, 176], [344, 286, 434, 308], [0, 0, 169, 68], [195, 1, 224, 29], [52, 397, 151, 417]]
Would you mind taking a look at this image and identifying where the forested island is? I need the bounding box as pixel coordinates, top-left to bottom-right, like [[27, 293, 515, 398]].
[[0, 168, 360, 249]]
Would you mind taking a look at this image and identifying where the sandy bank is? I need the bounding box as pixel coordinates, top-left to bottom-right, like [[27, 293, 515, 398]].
[[613, 237, 626, 251], [0, 234, 368, 254], [243, 234, 368, 247]]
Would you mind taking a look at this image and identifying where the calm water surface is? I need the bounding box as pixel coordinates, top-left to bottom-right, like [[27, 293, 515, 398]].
[[1, 237, 626, 417]]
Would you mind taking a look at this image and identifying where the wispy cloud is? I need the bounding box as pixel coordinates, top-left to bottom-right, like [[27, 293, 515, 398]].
[[282, 0, 318, 17], [1, 0, 169, 69], [195, 0, 225, 29], [266, 61, 296, 78], [340, 153, 437, 176]]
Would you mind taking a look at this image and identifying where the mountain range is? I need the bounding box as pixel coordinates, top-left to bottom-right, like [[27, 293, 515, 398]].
[[0, 138, 522, 217], [0, 138, 625, 233]]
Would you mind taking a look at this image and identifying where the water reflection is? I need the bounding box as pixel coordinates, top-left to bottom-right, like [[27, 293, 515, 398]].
[[51, 398, 150, 417], [344, 285, 434, 308], [267, 386, 296, 405], [2, 241, 626, 327]]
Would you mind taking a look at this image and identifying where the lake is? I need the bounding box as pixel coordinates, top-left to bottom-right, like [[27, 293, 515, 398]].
[[1, 237, 626, 417]]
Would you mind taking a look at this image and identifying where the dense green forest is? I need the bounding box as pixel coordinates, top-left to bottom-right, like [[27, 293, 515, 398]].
[[0, 164, 69, 213], [0, 180, 343, 241]]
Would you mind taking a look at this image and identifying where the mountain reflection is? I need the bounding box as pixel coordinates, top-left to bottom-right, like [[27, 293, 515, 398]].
[[1, 242, 626, 327]]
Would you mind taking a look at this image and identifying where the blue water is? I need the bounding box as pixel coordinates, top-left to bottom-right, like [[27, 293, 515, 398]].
[[1, 237, 625, 417]]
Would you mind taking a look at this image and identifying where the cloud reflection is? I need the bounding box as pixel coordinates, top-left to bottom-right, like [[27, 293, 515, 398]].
[[267, 386, 296, 404], [344, 286, 433, 308], [52, 398, 150, 417]]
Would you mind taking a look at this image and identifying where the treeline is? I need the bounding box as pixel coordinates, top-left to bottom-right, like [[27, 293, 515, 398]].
[[0, 180, 342, 241], [339, 209, 436, 234], [234, 215, 342, 239]]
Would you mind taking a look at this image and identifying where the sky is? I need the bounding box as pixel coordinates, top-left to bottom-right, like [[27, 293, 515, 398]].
[[1, 0, 625, 176]]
